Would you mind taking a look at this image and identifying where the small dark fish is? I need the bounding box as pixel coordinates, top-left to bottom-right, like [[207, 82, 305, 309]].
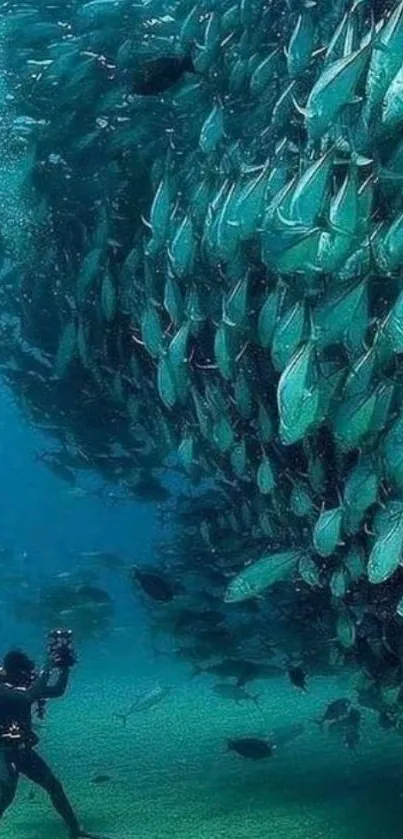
[[287, 665, 308, 691], [130, 473, 171, 503], [227, 737, 274, 760], [315, 698, 351, 730], [132, 54, 195, 96], [132, 568, 174, 602], [91, 774, 112, 785], [329, 707, 361, 751]]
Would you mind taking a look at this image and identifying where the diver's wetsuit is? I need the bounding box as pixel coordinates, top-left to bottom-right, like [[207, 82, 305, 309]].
[[0, 665, 81, 838]]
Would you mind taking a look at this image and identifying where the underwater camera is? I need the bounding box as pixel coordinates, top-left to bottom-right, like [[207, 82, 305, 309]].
[[47, 628, 77, 669]]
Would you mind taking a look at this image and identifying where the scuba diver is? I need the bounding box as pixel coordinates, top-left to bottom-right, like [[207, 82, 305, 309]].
[[0, 630, 109, 839]]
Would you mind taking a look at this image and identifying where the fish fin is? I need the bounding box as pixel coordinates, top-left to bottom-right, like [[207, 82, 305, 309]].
[[222, 314, 237, 327], [292, 96, 308, 117], [304, 261, 322, 274], [311, 46, 326, 58], [275, 206, 305, 229], [351, 153, 373, 167]]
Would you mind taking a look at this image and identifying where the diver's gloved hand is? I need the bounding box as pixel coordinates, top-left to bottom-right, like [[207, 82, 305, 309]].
[[56, 647, 76, 669]]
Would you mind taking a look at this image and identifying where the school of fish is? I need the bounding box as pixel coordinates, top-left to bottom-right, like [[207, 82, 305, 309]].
[[1, 0, 403, 733]]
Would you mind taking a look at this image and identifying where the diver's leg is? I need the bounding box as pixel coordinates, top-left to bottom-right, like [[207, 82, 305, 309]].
[[0, 780, 17, 818], [0, 753, 18, 818], [17, 748, 81, 838]]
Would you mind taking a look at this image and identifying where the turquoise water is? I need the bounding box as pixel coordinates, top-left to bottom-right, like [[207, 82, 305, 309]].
[[3, 662, 403, 839]]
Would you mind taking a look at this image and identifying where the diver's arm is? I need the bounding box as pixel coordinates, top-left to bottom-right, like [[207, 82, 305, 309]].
[[42, 665, 69, 698], [0, 663, 51, 702]]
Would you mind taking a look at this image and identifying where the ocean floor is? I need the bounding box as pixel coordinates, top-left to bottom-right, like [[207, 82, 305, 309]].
[[2, 667, 403, 839]]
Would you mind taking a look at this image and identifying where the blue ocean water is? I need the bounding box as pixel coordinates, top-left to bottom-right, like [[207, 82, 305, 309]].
[[3, 0, 403, 836], [0, 384, 158, 656]]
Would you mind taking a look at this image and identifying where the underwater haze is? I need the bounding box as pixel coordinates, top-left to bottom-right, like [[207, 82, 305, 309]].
[[2, 0, 403, 837]]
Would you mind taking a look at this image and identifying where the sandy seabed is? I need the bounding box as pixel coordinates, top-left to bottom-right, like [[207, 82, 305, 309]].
[[2, 669, 403, 839]]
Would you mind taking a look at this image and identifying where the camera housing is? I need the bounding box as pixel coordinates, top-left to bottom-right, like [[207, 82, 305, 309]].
[[47, 629, 77, 669]]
